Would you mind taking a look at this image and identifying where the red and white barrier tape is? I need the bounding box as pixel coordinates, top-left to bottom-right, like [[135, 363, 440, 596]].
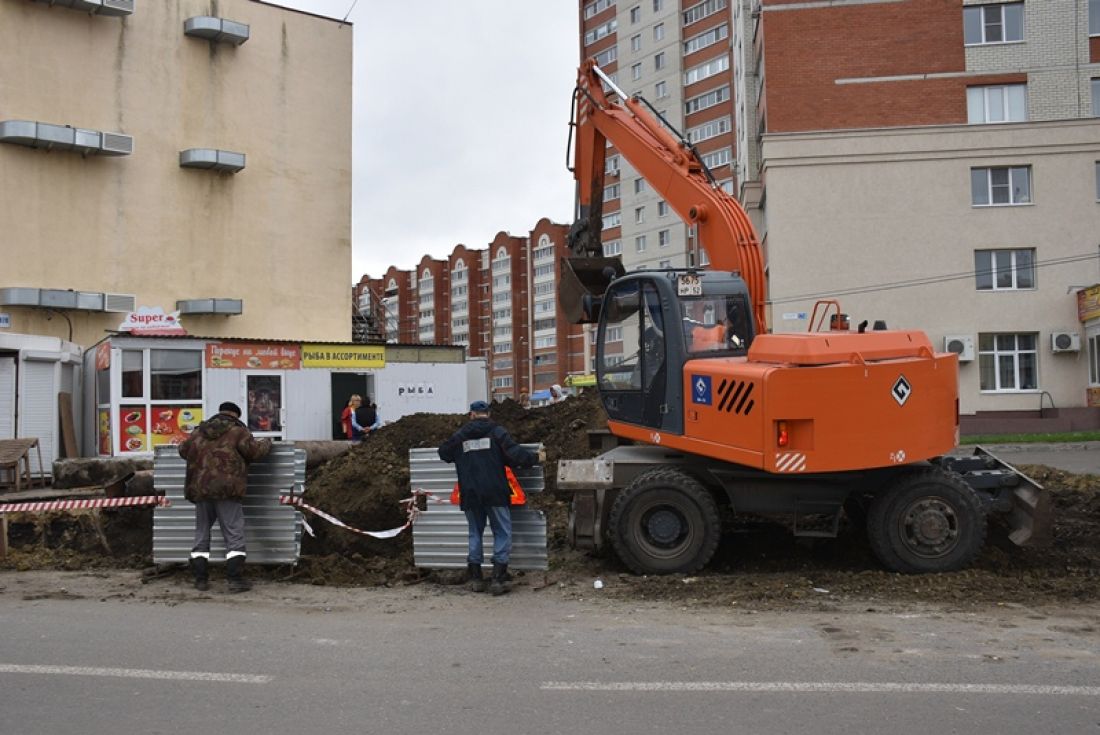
[[279, 489, 442, 540], [0, 495, 171, 513]]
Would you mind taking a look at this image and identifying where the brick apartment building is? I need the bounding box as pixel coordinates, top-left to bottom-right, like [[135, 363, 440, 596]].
[[579, 0, 1100, 428], [355, 219, 587, 402]]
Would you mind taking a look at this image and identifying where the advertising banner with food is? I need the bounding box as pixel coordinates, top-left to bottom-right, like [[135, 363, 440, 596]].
[[98, 409, 111, 455], [149, 406, 203, 447], [206, 342, 301, 370], [301, 344, 385, 369], [119, 406, 147, 453]]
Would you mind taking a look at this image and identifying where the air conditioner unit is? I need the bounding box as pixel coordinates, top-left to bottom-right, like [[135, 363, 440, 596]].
[[104, 293, 137, 313], [944, 334, 974, 362], [1051, 331, 1081, 353]]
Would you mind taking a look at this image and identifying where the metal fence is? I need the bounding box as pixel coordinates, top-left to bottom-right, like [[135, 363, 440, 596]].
[[152, 443, 304, 565], [410, 446, 548, 571]]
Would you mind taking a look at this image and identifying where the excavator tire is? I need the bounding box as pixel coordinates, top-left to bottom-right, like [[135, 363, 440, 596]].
[[867, 467, 987, 574], [608, 467, 721, 575]]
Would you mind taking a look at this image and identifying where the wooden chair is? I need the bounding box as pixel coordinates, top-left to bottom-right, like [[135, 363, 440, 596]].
[[0, 438, 45, 494]]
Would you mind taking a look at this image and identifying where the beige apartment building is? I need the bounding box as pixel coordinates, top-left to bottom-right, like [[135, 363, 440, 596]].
[[0, 0, 353, 345]]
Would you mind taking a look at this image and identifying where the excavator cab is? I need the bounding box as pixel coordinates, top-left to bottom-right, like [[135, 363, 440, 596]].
[[594, 270, 754, 436]]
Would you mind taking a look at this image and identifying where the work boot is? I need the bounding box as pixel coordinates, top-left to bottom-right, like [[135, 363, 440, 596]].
[[189, 557, 209, 591], [226, 555, 252, 593], [489, 562, 510, 596], [466, 562, 486, 593]]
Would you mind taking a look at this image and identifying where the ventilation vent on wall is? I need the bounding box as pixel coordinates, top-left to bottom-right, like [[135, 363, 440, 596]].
[[30, 0, 133, 16], [1051, 331, 1081, 353], [104, 293, 137, 313], [184, 16, 250, 45], [0, 120, 132, 157], [179, 149, 246, 173], [944, 335, 974, 362]]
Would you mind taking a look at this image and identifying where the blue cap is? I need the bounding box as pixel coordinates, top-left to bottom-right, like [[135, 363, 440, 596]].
[[470, 400, 490, 413]]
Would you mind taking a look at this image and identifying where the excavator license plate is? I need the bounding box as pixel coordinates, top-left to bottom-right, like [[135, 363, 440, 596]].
[[677, 274, 703, 296]]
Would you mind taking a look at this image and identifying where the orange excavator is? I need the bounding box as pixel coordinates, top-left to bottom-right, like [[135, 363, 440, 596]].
[[556, 60, 1050, 575]]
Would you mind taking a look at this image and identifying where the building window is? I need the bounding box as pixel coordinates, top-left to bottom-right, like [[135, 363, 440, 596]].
[[657, 200, 669, 217], [655, 80, 668, 98], [607, 325, 623, 342], [658, 229, 671, 247], [654, 23, 664, 41], [975, 248, 1035, 291], [584, 0, 614, 19], [1090, 0, 1099, 34], [654, 51, 666, 71], [606, 154, 620, 175], [594, 46, 617, 67], [684, 23, 728, 55], [493, 342, 512, 354], [632, 63, 642, 81], [659, 259, 672, 268], [604, 239, 622, 256], [971, 166, 1031, 206], [978, 333, 1038, 391], [635, 206, 645, 223], [683, 0, 727, 26], [701, 147, 732, 169], [534, 318, 557, 331], [534, 335, 557, 349], [1092, 79, 1100, 116], [687, 116, 732, 143], [963, 3, 1024, 45], [492, 376, 514, 389], [603, 211, 622, 228], [630, 5, 641, 23], [685, 86, 730, 114], [634, 178, 646, 194], [585, 19, 618, 46], [635, 234, 647, 251], [1095, 162, 1100, 200], [631, 33, 642, 52], [653, 0, 663, 11], [604, 182, 621, 200], [967, 85, 1027, 124], [1090, 332, 1100, 385], [684, 54, 730, 85]]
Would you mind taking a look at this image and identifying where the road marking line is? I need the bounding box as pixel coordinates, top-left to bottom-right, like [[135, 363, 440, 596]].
[[0, 664, 271, 684], [541, 681, 1100, 696]]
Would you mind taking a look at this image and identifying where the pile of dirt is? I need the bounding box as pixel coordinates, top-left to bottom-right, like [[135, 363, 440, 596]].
[[3, 392, 1099, 610]]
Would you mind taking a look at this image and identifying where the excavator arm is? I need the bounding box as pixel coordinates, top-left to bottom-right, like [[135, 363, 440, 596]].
[[562, 60, 768, 335]]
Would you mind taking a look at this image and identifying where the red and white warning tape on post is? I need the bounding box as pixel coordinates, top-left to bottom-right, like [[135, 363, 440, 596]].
[[0, 496, 171, 513], [279, 489, 444, 540]]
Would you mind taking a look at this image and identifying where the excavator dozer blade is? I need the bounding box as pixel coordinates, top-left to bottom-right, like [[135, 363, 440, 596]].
[[973, 446, 1054, 547], [559, 256, 625, 324]]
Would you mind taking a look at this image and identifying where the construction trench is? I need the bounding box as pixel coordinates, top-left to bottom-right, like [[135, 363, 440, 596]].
[[2, 392, 1098, 610]]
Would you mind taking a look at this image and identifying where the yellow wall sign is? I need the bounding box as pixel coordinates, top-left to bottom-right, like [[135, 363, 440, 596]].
[[301, 344, 386, 368], [1078, 284, 1100, 323]]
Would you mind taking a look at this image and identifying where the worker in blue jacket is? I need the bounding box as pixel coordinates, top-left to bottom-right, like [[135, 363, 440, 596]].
[[438, 400, 542, 595]]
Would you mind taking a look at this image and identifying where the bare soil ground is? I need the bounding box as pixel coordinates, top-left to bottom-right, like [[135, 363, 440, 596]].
[[2, 393, 1098, 611]]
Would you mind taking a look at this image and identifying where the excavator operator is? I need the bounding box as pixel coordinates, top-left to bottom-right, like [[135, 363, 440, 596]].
[[684, 299, 744, 353]]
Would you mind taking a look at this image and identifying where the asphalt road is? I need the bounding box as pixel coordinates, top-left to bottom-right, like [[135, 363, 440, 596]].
[[1, 573, 1099, 735]]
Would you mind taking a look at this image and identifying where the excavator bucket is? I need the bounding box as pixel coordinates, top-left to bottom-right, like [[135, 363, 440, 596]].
[[559, 256, 625, 324], [943, 447, 1053, 547]]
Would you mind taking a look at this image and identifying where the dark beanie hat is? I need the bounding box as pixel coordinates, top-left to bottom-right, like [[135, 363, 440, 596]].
[[219, 401, 243, 417]]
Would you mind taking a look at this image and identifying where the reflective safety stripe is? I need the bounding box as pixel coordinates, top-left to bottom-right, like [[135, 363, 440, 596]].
[[226, 550, 246, 559], [451, 466, 527, 506], [462, 437, 492, 453], [190, 551, 211, 559]]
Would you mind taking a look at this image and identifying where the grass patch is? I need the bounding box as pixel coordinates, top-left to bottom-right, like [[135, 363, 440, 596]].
[[961, 430, 1100, 445]]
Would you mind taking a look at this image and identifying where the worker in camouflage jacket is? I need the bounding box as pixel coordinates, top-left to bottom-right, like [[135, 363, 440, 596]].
[[179, 401, 271, 593]]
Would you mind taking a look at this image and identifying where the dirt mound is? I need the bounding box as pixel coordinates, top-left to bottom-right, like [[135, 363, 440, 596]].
[[3, 393, 1099, 610]]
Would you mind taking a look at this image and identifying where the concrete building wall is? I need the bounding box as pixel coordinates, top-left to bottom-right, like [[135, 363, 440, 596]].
[[0, 0, 352, 345], [762, 118, 1100, 414]]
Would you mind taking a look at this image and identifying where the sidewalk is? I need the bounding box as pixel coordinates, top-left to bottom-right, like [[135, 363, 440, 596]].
[[954, 441, 1100, 476]]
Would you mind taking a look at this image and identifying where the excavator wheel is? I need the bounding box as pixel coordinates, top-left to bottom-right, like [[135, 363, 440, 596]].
[[608, 467, 721, 575], [867, 467, 987, 574]]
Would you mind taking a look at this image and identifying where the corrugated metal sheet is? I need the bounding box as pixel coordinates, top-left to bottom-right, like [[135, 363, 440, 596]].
[[410, 446, 547, 571], [152, 443, 304, 565]]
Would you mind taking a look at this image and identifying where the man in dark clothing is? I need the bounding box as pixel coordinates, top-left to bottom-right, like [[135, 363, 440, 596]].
[[179, 401, 272, 592], [438, 400, 541, 595]]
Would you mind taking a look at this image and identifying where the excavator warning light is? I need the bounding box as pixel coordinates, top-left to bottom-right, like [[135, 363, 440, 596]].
[[777, 421, 789, 448]]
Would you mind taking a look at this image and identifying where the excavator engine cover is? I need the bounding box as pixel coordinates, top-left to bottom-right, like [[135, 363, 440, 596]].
[[560, 255, 626, 324]]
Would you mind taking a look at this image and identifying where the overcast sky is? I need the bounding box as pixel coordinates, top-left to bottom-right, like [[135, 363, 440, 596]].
[[271, 1, 581, 280]]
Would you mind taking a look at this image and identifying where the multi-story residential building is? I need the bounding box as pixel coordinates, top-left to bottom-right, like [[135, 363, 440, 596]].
[[581, 0, 1100, 429], [0, 0, 352, 345], [357, 219, 583, 402]]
